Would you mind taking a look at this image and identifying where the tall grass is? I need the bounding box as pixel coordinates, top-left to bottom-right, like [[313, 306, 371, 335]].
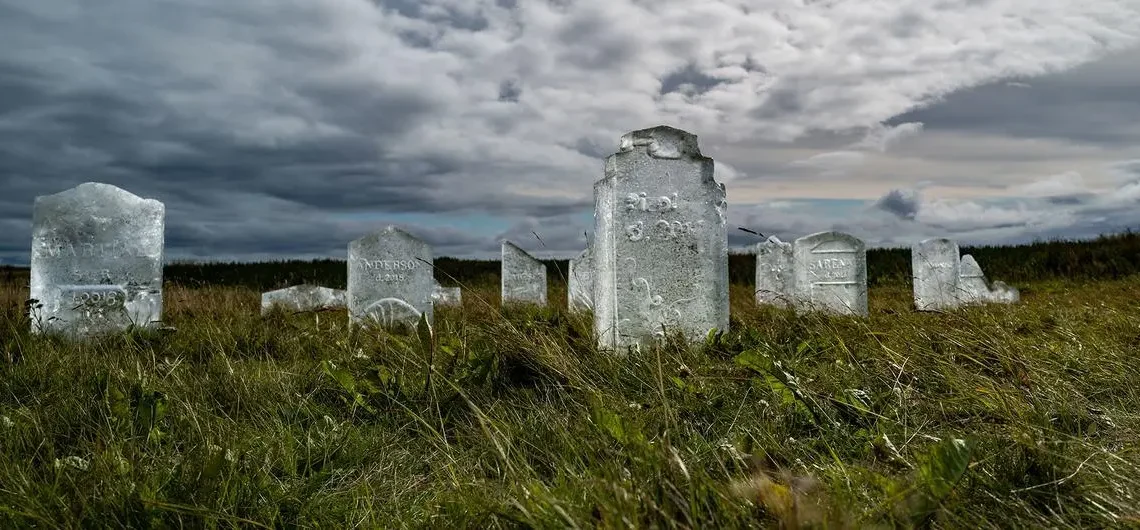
[[1, 235, 1139, 527]]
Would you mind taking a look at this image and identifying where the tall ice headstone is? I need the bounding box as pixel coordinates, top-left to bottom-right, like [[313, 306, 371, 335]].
[[792, 231, 867, 316], [347, 226, 433, 327], [593, 125, 729, 349], [501, 241, 547, 305], [755, 235, 794, 308], [29, 182, 165, 336], [568, 246, 594, 312], [912, 238, 961, 311]]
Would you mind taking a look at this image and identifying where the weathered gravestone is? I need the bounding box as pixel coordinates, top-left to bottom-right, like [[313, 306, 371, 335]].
[[568, 246, 594, 312], [29, 182, 164, 336], [593, 125, 729, 349], [755, 235, 794, 308], [261, 285, 345, 316], [912, 238, 961, 311], [501, 241, 547, 305], [792, 231, 867, 316], [432, 281, 462, 306], [347, 226, 433, 327], [959, 254, 1020, 305]]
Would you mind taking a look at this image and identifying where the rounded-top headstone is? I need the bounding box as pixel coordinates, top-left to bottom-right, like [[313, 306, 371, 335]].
[[792, 231, 867, 316], [347, 225, 433, 327], [29, 182, 165, 336]]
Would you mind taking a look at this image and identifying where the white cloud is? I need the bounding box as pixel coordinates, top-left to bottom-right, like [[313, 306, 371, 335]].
[[850, 122, 925, 153], [1007, 171, 1090, 197], [787, 150, 867, 178]]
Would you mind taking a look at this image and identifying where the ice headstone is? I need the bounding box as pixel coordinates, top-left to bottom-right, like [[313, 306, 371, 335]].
[[261, 285, 345, 316], [792, 231, 867, 316], [957, 254, 1019, 305], [347, 226, 433, 327], [568, 246, 594, 312], [593, 125, 729, 349], [755, 235, 794, 308], [501, 241, 547, 305], [432, 280, 462, 306], [29, 182, 165, 336], [957, 254, 990, 305], [912, 238, 961, 311]]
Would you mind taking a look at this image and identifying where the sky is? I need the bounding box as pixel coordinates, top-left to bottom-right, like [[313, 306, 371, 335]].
[[1, 0, 1140, 263]]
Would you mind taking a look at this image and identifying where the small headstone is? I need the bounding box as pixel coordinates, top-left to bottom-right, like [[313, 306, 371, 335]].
[[957, 254, 990, 304], [568, 246, 594, 312], [347, 226, 433, 327], [958, 254, 1019, 305], [261, 285, 345, 315], [792, 231, 867, 316], [29, 182, 165, 336], [755, 235, 794, 308], [501, 241, 547, 305], [912, 238, 961, 311], [432, 280, 462, 306], [593, 125, 729, 349]]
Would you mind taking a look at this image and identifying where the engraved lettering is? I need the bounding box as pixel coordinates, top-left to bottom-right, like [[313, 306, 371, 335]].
[[61, 285, 128, 311], [359, 259, 419, 271], [626, 219, 704, 241], [624, 192, 679, 212]]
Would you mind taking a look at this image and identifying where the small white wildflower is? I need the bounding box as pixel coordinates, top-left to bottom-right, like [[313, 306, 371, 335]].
[[0, 415, 13, 428], [718, 440, 747, 461], [54, 456, 89, 471]]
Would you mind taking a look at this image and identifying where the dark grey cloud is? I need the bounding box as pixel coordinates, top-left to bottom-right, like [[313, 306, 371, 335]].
[[886, 49, 1140, 145], [1, 0, 1139, 265], [659, 63, 727, 96], [873, 189, 921, 220]]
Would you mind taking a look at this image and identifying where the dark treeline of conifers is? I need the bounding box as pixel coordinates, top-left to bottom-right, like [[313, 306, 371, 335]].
[[2, 231, 1139, 292]]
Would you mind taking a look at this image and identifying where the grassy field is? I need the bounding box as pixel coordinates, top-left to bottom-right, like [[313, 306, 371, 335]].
[[2, 236, 1140, 528]]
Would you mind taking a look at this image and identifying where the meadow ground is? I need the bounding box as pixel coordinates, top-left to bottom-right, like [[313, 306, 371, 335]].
[[1, 253, 1140, 528]]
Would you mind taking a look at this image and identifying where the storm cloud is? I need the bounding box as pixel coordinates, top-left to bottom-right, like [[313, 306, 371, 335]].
[[2, 0, 1140, 263]]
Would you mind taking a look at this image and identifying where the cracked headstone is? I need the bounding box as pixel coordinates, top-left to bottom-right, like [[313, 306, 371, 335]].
[[755, 235, 794, 308], [958, 254, 1019, 305], [431, 280, 462, 306], [912, 238, 961, 311], [568, 246, 594, 312], [792, 231, 867, 316], [501, 241, 547, 305], [593, 125, 729, 350], [261, 285, 345, 315], [29, 182, 165, 337], [347, 226, 433, 327], [957, 254, 990, 304]]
